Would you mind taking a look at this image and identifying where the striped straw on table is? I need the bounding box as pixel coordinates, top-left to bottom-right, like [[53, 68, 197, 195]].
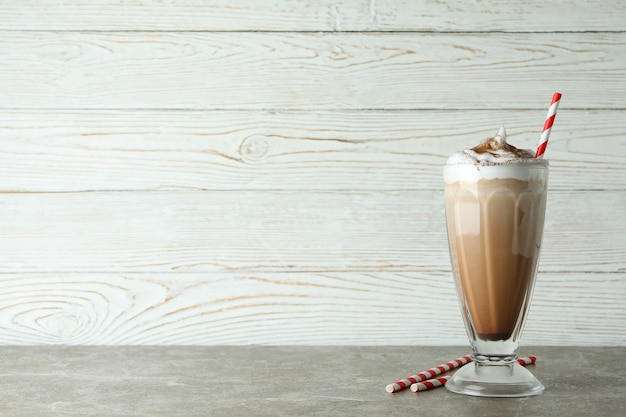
[[410, 375, 451, 393], [385, 355, 472, 393]]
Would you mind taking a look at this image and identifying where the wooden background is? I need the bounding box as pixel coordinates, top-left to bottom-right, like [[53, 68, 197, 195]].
[[0, 0, 624, 346]]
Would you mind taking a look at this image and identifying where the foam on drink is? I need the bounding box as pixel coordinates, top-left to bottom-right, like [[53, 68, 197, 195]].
[[444, 127, 548, 351], [445, 126, 545, 180]]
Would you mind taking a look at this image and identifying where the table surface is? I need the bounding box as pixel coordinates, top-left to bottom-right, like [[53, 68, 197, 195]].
[[0, 346, 623, 417]]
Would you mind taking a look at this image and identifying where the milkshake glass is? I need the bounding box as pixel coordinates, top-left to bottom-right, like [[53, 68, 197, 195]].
[[443, 127, 547, 397]]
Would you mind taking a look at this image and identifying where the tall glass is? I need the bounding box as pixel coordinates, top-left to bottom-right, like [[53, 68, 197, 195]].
[[443, 161, 548, 397]]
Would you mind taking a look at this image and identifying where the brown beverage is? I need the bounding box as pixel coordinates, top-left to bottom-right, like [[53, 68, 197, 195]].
[[444, 176, 547, 342]]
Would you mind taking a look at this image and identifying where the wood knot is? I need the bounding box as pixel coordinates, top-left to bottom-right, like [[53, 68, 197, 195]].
[[239, 135, 269, 162]]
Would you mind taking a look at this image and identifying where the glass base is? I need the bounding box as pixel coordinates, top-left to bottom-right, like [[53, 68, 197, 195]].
[[445, 361, 544, 397]]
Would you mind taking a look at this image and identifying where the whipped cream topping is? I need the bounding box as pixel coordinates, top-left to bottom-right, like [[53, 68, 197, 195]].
[[443, 126, 548, 183], [446, 126, 540, 166]]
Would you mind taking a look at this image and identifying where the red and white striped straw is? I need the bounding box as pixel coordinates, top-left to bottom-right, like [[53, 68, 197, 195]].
[[518, 355, 537, 367], [385, 355, 471, 393], [410, 375, 451, 392], [410, 355, 538, 393], [535, 92, 562, 158]]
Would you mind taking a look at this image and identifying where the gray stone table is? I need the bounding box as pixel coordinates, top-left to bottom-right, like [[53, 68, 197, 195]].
[[0, 346, 623, 416]]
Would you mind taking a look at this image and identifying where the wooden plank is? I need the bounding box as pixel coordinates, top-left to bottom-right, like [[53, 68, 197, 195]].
[[527, 272, 626, 346], [0, 191, 622, 273], [0, 271, 622, 345], [1, 32, 624, 110], [0, 0, 371, 32], [1, 110, 624, 192], [1, 0, 624, 32], [375, 0, 626, 33]]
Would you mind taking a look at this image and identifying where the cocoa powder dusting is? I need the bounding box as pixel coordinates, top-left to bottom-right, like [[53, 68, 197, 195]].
[[472, 136, 535, 159]]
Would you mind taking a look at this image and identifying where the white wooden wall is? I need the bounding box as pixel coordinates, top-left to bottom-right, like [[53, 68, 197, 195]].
[[0, 0, 624, 346]]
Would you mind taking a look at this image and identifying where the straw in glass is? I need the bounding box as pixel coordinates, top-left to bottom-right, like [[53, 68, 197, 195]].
[[535, 92, 562, 158]]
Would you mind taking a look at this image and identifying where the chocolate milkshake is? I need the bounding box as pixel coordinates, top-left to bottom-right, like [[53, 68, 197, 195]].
[[443, 126, 548, 354]]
